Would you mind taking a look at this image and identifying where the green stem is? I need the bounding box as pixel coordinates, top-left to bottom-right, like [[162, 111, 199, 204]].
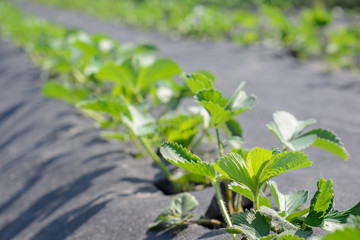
[[214, 181, 237, 240], [129, 129, 146, 156], [215, 125, 234, 214], [140, 137, 172, 179], [254, 191, 260, 211], [235, 194, 244, 212], [215, 125, 224, 157]]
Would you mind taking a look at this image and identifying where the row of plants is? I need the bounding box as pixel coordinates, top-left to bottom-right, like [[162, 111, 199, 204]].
[[0, 2, 359, 239], [30, 0, 360, 76]]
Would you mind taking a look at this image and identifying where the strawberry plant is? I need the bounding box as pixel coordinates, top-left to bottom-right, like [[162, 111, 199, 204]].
[[152, 141, 359, 239]]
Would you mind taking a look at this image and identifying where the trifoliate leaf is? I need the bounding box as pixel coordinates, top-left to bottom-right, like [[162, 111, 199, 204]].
[[305, 178, 334, 227], [267, 111, 316, 151], [42, 81, 88, 105], [160, 142, 216, 181], [268, 181, 308, 217], [267, 111, 348, 160], [229, 182, 272, 208], [195, 85, 255, 126], [149, 193, 198, 229], [215, 149, 311, 196], [224, 82, 256, 114], [198, 101, 233, 126], [224, 209, 270, 240]]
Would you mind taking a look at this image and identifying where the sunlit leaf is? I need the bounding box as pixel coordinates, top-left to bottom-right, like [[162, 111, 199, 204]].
[[160, 142, 216, 181], [268, 180, 308, 217], [305, 178, 334, 227]]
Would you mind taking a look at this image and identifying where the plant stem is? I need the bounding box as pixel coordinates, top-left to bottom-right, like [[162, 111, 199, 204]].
[[254, 191, 260, 211], [140, 137, 172, 179], [235, 193, 244, 212], [215, 125, 224, 157], [215, 125, 234, 214], [214, 181, 237, 240], [129, 129, 146, 156]]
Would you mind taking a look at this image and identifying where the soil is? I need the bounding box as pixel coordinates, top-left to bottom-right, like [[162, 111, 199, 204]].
[[0, 1, 359, 239]]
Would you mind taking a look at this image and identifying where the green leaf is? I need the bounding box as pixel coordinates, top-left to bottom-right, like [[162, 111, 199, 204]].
[[324, 202, 360, 224], [320, 226, 360, 240], [260, 151, 312, 186], [224, 82, 256, 114], [198, 101, 233, 126], [95, 60, 135, 90], [195, 89, 232, 125], [122, 105, 156, 136], [223, 119, 243, 138], [195, 89, 227, 107], [222, 119, 244, 149], [224, 209, 270, 240], [285, 208, 309, 223], [229, 182, 272, 208], [305, 178, 334, 227], [77, 96, 125, 117], [267, 111, 316, 151], [302, 129, 349, 160], [267, 112, 348, 160], [160, 142, 216, 181], [215, 149, 311, 195], [149, 193, 198, 229], [139, 58, 181, 90], [158, 113, 202, 147], [42, 81, 88, 105], [259, 206, 300, 233], [182, 72, 214, 93], [246, 148, 273, 182], [268, 181, 308, 217], [214, 153, 254, 190], [170, 170, 208, 184]]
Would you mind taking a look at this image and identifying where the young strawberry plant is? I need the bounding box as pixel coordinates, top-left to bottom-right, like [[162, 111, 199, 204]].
[[152, 141, 359, 239]]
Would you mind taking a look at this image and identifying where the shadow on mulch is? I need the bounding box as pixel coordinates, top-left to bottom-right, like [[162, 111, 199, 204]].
[[0, 167, 115, 240]]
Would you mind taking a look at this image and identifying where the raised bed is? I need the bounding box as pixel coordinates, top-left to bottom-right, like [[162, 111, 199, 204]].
[[0, 2, 359, 240]]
